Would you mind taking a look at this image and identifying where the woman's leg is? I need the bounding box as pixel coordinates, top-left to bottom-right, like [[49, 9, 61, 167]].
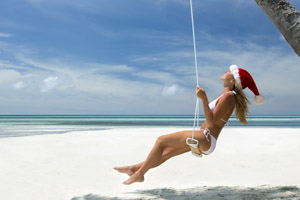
[[114, 145, 189, 176], [113, 162, 143, 176], [121, 131, 193, 185]]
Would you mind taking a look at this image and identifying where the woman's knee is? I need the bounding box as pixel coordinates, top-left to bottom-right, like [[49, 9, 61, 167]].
[[155, 135, 168, 147]]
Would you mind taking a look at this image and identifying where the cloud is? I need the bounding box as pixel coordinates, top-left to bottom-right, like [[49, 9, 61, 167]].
[[0, 32, 12, 38], [0, 24, 299, 114], [130, 35, 300, 113], [161, 84, 184, 96], [41, 76, 59, 92], [0, 69, 22, 83], [13, 81, 24, 89]]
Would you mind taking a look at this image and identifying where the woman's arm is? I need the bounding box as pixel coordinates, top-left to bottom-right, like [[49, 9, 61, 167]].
[[196, 86, 214, 127], [196, 86, 235, 127]]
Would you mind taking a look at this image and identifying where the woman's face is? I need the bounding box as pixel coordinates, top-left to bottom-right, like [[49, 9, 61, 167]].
[[220, 71, 234, 82]]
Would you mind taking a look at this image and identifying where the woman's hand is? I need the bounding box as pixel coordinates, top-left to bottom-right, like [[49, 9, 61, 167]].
[[196, 86, 207, 100]]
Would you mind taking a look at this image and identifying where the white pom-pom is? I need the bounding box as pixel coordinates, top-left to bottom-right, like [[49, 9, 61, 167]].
[[254, 95, 265, 105]]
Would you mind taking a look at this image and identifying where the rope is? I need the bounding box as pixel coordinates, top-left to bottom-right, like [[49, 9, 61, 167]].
[[190, 0, 200, 140], [190, 0, 199, 86]]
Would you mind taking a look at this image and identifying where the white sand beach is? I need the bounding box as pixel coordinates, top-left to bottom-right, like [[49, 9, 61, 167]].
[[0, 127, 300, 200]]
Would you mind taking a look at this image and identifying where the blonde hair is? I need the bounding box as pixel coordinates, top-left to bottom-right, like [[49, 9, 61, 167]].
[[234, 86, 250, 124]]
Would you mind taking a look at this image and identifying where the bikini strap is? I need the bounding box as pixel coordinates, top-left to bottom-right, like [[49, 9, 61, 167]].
[[203, 128, 210, 142], [220, 118, 229, 127], [226, 90, 236, 95]]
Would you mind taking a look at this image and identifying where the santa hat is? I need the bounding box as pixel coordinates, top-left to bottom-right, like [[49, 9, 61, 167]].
[[230, 65, 265, 104]]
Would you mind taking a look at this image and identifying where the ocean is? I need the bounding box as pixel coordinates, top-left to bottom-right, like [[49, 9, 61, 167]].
[[0, 115, 300, 138]]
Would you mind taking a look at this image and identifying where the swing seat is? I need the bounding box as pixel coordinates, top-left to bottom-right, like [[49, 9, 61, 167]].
[[186, 137, 202, 157]]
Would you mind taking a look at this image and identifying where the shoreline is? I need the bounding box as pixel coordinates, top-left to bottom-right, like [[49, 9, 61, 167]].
[[1, 115, 300, 139], [1, 126, 300, 139], [0, 127, 299, 200]]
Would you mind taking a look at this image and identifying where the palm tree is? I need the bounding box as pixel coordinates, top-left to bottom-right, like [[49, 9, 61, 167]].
[[255, 0, 300, 57]]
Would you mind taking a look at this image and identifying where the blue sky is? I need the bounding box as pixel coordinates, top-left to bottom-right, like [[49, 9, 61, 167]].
[[0, 0, 299, 115]]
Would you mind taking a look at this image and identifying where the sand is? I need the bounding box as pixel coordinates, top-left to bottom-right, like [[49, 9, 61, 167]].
[[0, 127, 299, 200]]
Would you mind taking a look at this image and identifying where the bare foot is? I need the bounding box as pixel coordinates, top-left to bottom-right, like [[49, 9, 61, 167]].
[[123, 172, 144, 185], [113, 166, 134, 176]]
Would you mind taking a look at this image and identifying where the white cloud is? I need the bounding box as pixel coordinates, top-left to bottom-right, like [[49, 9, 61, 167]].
[[161, 84, 184, 96], [87, 63, 134, 74], [134, 71, 178, 84], [13, 81, 24, 89], [0, 32, 12, 38], [41, 76, 59, 92], [0, 29, 299, 114], [0, 69, 22, 83]]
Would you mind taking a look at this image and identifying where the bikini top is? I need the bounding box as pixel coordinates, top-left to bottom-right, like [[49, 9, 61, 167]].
[[209, 90, 236, 111]]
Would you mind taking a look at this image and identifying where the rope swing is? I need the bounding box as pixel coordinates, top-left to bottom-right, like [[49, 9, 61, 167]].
[[186, 0, 202, 157]]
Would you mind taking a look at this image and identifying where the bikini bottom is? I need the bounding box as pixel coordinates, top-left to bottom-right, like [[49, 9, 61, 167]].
[[200, 128, 217, 155]]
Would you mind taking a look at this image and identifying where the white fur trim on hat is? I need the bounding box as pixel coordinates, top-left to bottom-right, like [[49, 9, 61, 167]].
[[229, 65, 242, 89], [254, 95, 265, 105]]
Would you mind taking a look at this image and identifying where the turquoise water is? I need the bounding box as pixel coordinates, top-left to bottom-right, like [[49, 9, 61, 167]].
[[0, 115, 300, 138]]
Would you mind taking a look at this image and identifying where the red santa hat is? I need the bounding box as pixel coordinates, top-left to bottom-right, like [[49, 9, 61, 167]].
[[230, 65, 265, 104]]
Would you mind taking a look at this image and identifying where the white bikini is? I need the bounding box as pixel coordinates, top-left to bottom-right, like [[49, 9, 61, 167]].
[[200, 91, 236, 155]]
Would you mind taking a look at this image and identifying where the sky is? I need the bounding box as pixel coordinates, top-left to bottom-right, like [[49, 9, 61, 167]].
[[0, 0, 300, 115]]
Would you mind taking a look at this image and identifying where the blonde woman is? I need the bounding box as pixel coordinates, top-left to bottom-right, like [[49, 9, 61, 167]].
[[114, 65, 265, 185]]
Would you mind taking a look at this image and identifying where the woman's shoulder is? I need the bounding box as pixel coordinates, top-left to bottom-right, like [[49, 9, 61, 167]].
[[220, 91, 236, 104], [224, 91, 236, 98]]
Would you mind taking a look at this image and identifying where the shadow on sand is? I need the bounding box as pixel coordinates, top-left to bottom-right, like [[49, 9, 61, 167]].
[[71, 186, 300, 200]]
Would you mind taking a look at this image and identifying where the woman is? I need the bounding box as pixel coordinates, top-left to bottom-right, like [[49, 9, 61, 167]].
[[114, 65, 265, 185]]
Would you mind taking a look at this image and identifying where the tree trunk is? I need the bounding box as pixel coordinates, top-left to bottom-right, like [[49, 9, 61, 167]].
[[255, 0, 300, 57]]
